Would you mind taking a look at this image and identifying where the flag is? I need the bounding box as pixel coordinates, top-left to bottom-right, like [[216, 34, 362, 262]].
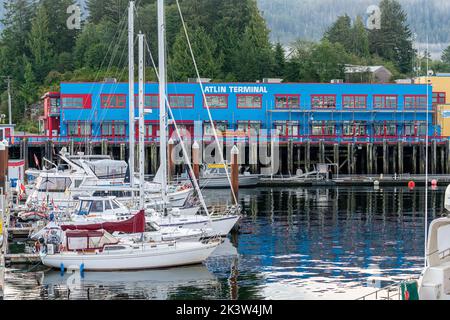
[[33, 154, 40, 169]]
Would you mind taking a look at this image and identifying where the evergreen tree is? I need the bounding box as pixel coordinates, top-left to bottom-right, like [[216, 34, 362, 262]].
[[273, 42, 286, 77], [233, 1, 275, 81], [311, 40, 348, 82], [323, 15, 352, 50], [350, 16, 370, 58], [369, 0, 414, 73], [27, 4, 54, 82], [39, 0, 79, 57], [442, 45, 450, 65], [169, 25, 221, 81]]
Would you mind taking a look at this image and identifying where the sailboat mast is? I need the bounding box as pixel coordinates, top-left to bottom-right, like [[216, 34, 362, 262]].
[[158, 0, 168, 204], [128, 1, 135, 190], [138, 33, 146, 209]]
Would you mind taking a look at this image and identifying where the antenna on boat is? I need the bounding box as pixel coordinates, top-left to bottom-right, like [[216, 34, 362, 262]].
[[128, 1, 135, 197], [158, 0, 169, 208], [424, 34, 430, 268], [138, 32, 146, 210]]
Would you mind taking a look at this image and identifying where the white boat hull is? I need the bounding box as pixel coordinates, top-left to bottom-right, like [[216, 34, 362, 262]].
[[198, 175, 260, 189], [40, 240, 220, 271], [156, 214, 240, 237]]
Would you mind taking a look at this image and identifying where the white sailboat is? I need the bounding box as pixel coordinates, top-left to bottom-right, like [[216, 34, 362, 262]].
[[39, 0, 223, 271]]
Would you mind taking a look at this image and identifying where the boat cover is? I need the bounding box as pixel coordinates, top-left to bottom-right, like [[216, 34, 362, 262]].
[[61, 210, 145, 234]]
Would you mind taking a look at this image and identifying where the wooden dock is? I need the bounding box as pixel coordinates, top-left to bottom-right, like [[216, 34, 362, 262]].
[[5, 253, 40, 265]]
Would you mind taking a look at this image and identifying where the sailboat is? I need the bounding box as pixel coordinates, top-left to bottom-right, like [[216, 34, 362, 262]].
[[38, 0, 223, 271]]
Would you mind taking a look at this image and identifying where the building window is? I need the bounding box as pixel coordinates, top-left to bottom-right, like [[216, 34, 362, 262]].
[[203, 121, 227, 136], [343, 121, 366, 136], [373, 95, 397, 109], [237, 95, 262, 109], [50, 98, 60, 114], [275, 95, 300, 109], [135, 94, 159, 109], [204, 95, 228, 109], [169, 94, 194, 108], [274, 121, 299, 137], [67, 121, 91, 137], [102, 121, 126, 137], [61, 95, 91, 109], [404, 95, 427, 109], [237, 121, 261, 136], [432, 92, 446, 105], [373, 122, 397, 136], [101, 94, 126, 108], [342, 95, 367, 109], [404, 122, 427, 136], [311, 95, 336, 109], [311, 121, 335, 136]]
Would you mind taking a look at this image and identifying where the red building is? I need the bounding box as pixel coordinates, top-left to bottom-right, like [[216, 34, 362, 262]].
[[40, 92, 61, 138]]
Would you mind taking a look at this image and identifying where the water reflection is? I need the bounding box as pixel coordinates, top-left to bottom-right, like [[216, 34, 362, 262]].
[[5, 186, 444, 300]]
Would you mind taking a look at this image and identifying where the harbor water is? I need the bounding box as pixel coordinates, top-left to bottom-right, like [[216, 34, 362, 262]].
[[3, 186, 441, 300]]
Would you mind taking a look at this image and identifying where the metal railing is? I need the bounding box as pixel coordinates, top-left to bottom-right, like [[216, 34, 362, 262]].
[[356, 277, 419, 300]]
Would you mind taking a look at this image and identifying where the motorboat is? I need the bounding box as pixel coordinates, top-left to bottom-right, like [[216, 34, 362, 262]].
[[418, 185, 450, 300], [178, 163, 260, 189]]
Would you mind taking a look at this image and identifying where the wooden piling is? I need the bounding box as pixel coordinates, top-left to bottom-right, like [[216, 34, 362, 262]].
[[69, 139, 74, 155], [168, 138, 174, 183], [231, 145, 239, 205], [287, 140, 294, 175], [432, 139, 437, 175], [333, 143, 339, 175], [150, 143, 158, 174], [367, 143, 373, 175], [373, 145, 378, 174], [305, 141, 311, 172], [119, 143, 126, 161], [249, 139, 258, 174], [397, 142, 403, 175], [101, 139, 108, 155], [319, 140, 325, 164], [412, 145, 417, 174], [192, 141, 200, 180], [419, 143, 425, 174], [0, 142, 8, 191], [383, 140, 388, 174], [347, 144, 352, 174], [392, 144, 397, 174]]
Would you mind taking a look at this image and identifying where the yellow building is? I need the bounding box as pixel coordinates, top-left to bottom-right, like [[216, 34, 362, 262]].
[[415, 74, 450, 136]]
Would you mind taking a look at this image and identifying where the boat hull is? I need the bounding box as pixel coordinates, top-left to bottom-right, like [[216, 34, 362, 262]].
[[40, 241, 220, 271]]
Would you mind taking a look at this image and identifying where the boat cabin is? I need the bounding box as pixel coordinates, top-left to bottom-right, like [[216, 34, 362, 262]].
[[65, 230, 119, 251], [75, 196, 131, 219]]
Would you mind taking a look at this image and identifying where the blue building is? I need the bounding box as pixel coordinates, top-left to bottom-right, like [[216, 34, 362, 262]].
[[50, 81, 437, 145]]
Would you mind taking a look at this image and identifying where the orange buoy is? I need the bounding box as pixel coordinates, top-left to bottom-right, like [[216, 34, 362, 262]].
[[408, 181, 415, 189]]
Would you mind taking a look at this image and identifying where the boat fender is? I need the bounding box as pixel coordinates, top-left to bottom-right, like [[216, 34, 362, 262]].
[[80, 264, 85, 279], [60, 263, 65, 276]]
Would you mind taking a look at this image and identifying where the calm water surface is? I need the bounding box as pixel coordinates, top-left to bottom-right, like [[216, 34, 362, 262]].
[[4, 186, 443, 300]]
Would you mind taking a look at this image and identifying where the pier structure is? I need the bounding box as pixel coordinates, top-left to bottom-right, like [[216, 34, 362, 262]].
[[5, 80, 450, 175]]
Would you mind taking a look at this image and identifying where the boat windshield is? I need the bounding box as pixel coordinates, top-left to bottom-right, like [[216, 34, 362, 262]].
[[37, 177, 72, 192], [77, 200, 91, 215]]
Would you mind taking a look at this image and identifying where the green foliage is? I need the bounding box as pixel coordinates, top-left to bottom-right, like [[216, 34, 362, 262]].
[[369, 0, 414, 73]]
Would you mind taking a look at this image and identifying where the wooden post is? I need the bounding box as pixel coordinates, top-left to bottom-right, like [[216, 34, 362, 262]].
[[432, 139, 437, 175], [0, 142, 8, 191], [412, 145, 417, 174], [319, 140, 325, 164], [69, 139, 74, 155], [231, 145, 239, 205], [305, 141, 311, 172], [192, 141, 200, 180], [397, 141, 403, 175], [249, 137, 258, 174], [419, 143, 425, 174], [23, 138, 29, 182], [101, 139, 108, 155], [168, 138, 174, 183], [367, 143, 373, 175], [392, 144, 397, 174], [383, 140, 388, 175], [333, 143, 339, 174], [287, 140, 293, 175], [120, 143, 126, 161], [373, 145, 378, 174], [347, 144, 352, 174]]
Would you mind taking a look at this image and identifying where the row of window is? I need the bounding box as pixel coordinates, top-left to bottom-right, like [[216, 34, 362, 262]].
[[66, 121, 428, 138], [59, 93, 437, 110]]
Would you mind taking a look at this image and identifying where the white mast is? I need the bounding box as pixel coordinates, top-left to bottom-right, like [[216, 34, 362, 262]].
[[128, 1, 135, 190], [158, 0, 168, 205], [138, 33, 146, 209]]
